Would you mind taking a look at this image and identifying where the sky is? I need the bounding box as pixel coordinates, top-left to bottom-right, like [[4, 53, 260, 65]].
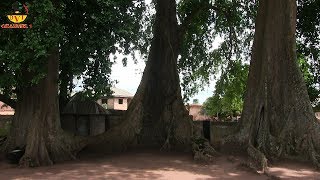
[[110, 54, 216, 104], [103, 0, 223, 104]]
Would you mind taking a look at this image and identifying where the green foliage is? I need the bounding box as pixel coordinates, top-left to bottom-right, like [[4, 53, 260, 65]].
[[176, 0, 319, 106], [0, 0, 64, 96], [297, 54, 320, 107], [177, 0, 256, 100], [203, 55, 319, 118], [297, 0, 320, 109], [203, 61, 248, 117], [0, 0, 145, 101], [203, 55, 319, 117], [59, 0, 145, 99]]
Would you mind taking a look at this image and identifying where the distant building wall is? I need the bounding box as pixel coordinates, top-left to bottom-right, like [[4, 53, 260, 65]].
[[189, 105, 202, 117], [97, 87, 133, 111], [316, 112, 320, 120], [112, 97, 128, 110], [188, 104, 213, 121], [98, 97, 130, 111], [107, 99, 114, 109]]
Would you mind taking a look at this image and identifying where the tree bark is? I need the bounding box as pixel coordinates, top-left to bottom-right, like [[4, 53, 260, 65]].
[[59, 61, 73, 110], [87, 0, 193, 152], [224, 0, 320, 170], [4, 88, 33, 152], [4, 49, 84, 167]]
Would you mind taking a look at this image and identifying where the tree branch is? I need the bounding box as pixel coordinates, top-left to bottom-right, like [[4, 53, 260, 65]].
[[178, 3, 231, 46], [178, 7, 204, 41], [0, 94, 16, 109]]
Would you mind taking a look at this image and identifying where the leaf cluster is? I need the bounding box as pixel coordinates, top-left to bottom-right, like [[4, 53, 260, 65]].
[[203, 60, 248, 117], [177, 0, 256, 100], [0, 0, 145, 100]]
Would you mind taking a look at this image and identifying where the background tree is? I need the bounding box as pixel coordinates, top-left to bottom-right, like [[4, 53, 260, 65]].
[[297, 54, 320, 109], [203, 61, 248, 118], [176, 0, 319, 108], [297, 0, 320, 110], [58, 0, 145, 109], [0, 1, 66, 163], [177, 0, 256, 101], [203, 55, 319, 119]]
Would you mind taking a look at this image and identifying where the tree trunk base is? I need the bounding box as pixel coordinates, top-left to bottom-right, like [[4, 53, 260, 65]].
[[18, 131, 85, 167], [221, 119, 320, 172]]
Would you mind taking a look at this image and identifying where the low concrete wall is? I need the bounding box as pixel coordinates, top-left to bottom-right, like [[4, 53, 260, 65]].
[[108, 110, 126, 128], [193, 120, 239, 149], [192, 120, 203, 138], [193, 121, 238, 149], [210, 122, 238, 149]]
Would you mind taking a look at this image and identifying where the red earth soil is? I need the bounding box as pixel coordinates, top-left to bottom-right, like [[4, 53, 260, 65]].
[[0, 151, 319, 179]]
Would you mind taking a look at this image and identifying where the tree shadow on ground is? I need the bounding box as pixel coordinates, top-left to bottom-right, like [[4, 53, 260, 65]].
[[0, 150, 318, 179]]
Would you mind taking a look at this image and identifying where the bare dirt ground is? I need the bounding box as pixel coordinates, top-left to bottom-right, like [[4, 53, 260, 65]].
[[0, 151, 319, 180]]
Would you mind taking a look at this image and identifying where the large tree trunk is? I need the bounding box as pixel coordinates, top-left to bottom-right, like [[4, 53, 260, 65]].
[[4, 90, 31, 151], [88, 0, 193, 152], [128, 0, 192, 150], [5, 49, 84, 167], [59, 61, 73, 110], [226, 0, 320, 170]]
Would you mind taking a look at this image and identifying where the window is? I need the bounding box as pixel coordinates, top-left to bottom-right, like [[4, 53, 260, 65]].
[[118, 99, 123, 104], [101, 99, 108, 104]]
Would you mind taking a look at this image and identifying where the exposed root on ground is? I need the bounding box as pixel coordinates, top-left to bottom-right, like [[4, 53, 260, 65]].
[[308, 137, 320, 169], [192, 137, 218, 163], [160, 135, 171, 151], [247, 143, 268, 172], [18, 131, 86, 167]]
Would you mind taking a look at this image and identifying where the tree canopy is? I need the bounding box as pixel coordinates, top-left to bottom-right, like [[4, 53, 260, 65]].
[[0, 0, 145, 106], [0, 0, 319, 169], [175, 0, 319, 105]]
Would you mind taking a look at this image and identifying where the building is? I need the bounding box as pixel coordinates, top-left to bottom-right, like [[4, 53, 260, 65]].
[[0, 101, 14, 115], [316, 112, 320, 120], [187, 103, 213, 121], [97, 87, 134, 111]]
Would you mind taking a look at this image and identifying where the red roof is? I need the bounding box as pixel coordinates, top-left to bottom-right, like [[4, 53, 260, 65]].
[[0, 101, 14, 115]]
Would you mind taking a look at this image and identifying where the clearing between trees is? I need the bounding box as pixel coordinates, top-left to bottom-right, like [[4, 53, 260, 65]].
[[0, 151, 319, 179]]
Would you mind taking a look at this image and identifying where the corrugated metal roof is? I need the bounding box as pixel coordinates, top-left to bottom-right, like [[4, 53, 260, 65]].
[[0, 101, 14, 115], [111, 87, 133, 97], [62, 99, 110, 115]]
